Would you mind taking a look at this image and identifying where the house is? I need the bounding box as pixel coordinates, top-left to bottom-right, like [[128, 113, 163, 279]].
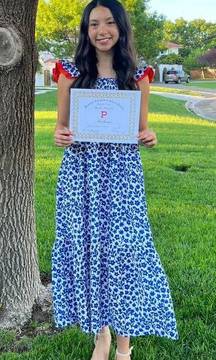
[[35, 51, 57, 87], [154, 42, 184, 82], [158, 42, 183, 58]]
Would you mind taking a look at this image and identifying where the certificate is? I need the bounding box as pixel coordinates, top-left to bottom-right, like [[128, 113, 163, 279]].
[[69, 88, 141, 144]]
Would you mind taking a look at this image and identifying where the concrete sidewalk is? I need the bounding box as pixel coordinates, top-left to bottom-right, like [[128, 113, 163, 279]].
[[35, 86, 56, 95], [151, 91, 203, 102], [186, 98, 216, 121], [152, 82, 216, 96], [151, 86, 216, 121]]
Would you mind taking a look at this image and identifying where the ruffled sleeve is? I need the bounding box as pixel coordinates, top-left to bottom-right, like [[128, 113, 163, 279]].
[[52, 59, 80, 83], [134, 65, 155, 83]]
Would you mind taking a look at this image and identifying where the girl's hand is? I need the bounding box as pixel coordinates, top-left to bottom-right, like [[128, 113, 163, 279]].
[[138, 129, 157, 148], [54, 127, 74, 147]]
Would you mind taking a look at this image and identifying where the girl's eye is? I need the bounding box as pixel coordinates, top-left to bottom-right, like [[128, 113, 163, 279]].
[[89, 21, 115, 27]]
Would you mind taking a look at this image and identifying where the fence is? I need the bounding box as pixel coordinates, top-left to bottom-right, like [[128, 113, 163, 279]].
[[190, 68, 216, 80]]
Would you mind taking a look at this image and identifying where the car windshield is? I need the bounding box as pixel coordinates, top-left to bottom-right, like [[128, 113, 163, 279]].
[[167, 71, 177, 74]]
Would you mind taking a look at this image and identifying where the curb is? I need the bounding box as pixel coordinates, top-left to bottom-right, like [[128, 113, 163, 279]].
[[185, 98, 216, 121], [151, 89, 216, 122]]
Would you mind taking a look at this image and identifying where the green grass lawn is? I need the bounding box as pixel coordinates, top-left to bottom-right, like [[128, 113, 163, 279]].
[[186, 81, 216, 89], [150, 86, 201, 97], [1, 91, 216, 359]]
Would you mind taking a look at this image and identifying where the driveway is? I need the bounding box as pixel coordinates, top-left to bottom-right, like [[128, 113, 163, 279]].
[[151, 83, 216, 121]]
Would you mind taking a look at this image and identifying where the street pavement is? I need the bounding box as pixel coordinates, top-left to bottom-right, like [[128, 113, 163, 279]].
[[35, 87, 55, 95], [151, 82, 216, 121], [186, 98, 216, 121]]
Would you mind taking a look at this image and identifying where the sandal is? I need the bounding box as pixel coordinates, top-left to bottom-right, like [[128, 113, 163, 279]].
[[115, 346, 134, 359]]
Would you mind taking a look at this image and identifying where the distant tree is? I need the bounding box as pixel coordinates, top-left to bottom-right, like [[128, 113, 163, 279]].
[[198, 48, 216, 67], [139, 12, 165, 61], [164, 18, 216, 55], [183, 48, 206, 72], [36, 0, 88, 58], [163, 18, 187, 47], [122, 0, 165, 61]]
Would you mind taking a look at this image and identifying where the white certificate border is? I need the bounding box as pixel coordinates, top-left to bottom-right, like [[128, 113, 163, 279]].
[[70, 90, 140, 142]]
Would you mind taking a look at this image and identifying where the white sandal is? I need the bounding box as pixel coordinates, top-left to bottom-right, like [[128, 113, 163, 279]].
[[116, 346, 134, 358]]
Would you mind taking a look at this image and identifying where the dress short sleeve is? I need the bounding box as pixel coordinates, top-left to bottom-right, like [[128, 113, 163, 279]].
[[134, 65, 155, 83], [52, 60, 80, 82]]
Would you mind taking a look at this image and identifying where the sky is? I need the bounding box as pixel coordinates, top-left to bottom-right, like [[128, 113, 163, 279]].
[[149, 0, 216, 23]]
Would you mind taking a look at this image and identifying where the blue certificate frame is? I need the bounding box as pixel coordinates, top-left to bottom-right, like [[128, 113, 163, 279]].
[[70, 88, 141, 144]]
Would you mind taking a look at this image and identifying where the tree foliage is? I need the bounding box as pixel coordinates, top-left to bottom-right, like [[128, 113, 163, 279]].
[[158, 53, 183, 65], [164, 18, 216, 54], [36, 0, 165, 62], [198, 49, 216, 68], [122, 0, 165, 61], [183, 48, 206, 71], [161, 18, 216, 70], [36, 0, 89, 58]]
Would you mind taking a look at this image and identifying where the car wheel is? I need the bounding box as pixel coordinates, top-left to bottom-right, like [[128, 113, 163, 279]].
[[165, 81, 168, 84], [186, 78, 190, 83], [177, 78, 181, 84]]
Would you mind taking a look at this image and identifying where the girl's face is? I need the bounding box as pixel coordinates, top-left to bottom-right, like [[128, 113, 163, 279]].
[[88, 6, 119, 54]]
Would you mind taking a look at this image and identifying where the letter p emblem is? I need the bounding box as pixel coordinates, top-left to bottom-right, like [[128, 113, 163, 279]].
[[101, 110, 108, 119]]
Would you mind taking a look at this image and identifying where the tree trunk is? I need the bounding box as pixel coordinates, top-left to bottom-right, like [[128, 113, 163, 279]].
[[0, 0, 44, 328]]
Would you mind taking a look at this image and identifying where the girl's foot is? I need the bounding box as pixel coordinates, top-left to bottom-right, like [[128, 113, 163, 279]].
[[115, 346, 134, 360], [91, 326, 112, 360]]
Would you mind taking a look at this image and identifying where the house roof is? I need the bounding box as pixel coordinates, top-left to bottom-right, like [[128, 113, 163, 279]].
[[44, 59, 58, 64], [166, 42, 183, 49]]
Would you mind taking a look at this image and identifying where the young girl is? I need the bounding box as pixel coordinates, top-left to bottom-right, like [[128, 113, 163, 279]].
[[51, 1, 178, 359]]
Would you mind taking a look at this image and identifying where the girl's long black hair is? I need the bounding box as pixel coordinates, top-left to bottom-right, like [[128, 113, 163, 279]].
[[72, 0, 137, 90]]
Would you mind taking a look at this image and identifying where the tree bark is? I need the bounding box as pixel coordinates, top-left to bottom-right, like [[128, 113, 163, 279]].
[[0, 0, 43, 328]]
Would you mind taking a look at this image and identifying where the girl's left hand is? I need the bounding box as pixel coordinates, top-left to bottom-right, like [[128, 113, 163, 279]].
[[138, 129, 157, 148]]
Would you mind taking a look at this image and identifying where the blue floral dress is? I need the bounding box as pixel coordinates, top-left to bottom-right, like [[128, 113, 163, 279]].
[[51, 60, 178, 340]]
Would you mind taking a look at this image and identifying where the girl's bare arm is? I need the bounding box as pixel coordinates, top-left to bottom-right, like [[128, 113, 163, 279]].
[[137, 77, 157, 147], [54, 74, 76, 147], [137, 76, 150, 131]]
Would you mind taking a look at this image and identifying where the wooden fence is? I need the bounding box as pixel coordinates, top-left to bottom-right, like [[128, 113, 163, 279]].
[[190, 68, 216, 80]]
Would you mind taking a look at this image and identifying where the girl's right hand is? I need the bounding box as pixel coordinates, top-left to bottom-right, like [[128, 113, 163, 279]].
[[54, 127, 74, 147]]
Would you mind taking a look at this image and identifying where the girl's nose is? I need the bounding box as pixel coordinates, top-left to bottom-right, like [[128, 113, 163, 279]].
[[98, 23, 108, 34]]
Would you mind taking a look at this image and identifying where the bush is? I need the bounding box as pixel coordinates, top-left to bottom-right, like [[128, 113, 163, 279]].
[[183, 49, 206, 72], [158, 53, 183, 65]]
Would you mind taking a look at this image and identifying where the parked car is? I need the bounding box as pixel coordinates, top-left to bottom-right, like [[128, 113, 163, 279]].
[[164, 70, 190, 84]]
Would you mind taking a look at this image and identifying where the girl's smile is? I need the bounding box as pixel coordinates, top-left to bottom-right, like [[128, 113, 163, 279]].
[[96, 37, 112, 41], [96, 37, 112, 46], [88, 6, 119, 53]]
